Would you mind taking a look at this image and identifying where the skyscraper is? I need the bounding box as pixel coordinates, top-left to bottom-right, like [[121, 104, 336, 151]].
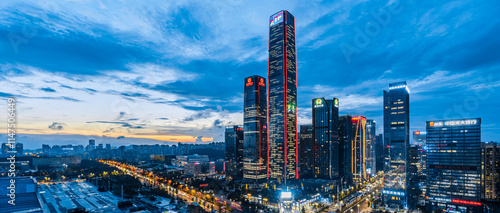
[[268, 10, 298, 183], [89, 139, 96, 150], [374, 134, 384, 173], [243, 75, 268, 184], [339, 115, 354, 188], [412, 131, 426, 146], [366, 119, 376, 176], [383, 81, 410, 209], [225, 125, 244, 181], [299, 125, 313, 179], [425, 118, 482, 212], [413, 130, 427, 203], [312, 98, 339, 179], [351, 116, 367, 183], [42, 144, 51, 155], [482, 142, 500, 201], [408, 145, 423, 209], [15, 143, 23, 155]]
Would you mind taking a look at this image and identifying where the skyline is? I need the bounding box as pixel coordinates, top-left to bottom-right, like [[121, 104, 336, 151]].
[[1, 0, 499, 149]]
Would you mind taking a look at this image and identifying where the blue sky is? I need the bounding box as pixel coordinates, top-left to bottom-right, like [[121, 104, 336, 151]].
[[0, 0, 499, 149]]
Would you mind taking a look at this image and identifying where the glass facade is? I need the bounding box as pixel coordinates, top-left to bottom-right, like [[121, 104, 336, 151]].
[[312, 98, 339, 179], [225, 125, 244, 181], [425, 118, 482, 213], [375, 134, 384, 173], [299, 125, 313, 179], [482, 142, 500, 201], [268, 10, 298, 184], [351, 116, 367, 183], [366, 119, 376, 176], [383, 81, 410, 209], [243, 75, 267, 183], [339, 115, 353, 188]]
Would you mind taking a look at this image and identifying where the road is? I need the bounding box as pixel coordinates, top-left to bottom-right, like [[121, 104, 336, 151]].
[[320, 197, 371, 213], [99, 160, 234, 212]]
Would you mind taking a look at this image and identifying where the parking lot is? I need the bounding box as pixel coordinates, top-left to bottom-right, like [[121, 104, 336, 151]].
[[38, 181, 123, 213]]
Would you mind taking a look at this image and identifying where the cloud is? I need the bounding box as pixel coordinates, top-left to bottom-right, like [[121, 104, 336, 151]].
[[41, 87, 56, 92], [0, 0, 499, 143], [87, 121, 145, 129], [213, 119, 223, 128], [48, 122, 66, 130]]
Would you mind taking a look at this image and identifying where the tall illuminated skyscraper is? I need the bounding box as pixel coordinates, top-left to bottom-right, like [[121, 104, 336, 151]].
[[299, 125, 313, 179], [268, 10, 298, 184], [425, 118, 482, 212], [383, 81, 410, 209], [366, 119, 376, 176], [351, 116, 367, 183], [243, 75, 267, 183], [312, 98, 339, 179], [225, 125, 244, 181], [339, 115, 354, 188]]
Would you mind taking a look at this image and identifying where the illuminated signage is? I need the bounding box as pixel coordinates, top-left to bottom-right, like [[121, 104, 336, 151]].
[[314, 99, 323, 108], [414, 131, 420, 135], [334, 98, 339, 107], [245, 78, 253, 87], [429, 119, 478, 127], [383, 190, 405, 196], [452, 199, 481, 206], [200, 183, 208, 187], [352, 116, 365, 121], [281, 191, 292, 199], [259, 78, 265, 87], [270, 12, 283, 27], [428, 165, 477, 171], [287, 104, 296, 112]]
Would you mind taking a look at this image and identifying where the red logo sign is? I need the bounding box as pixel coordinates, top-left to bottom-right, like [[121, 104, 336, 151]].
[[259, 78, 265, 87], [246, 78, 253, 86]]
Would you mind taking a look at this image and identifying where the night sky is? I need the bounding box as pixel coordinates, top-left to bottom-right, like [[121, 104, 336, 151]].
[[0, 0, 498, 149]]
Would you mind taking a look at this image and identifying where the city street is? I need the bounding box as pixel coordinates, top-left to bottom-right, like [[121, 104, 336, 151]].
[[99, 160, 233, 212]]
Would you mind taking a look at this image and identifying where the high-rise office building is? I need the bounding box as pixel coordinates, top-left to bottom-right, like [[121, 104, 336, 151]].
[[312, 98, 339, 179], [105, 143, 111, 150], [339, 115, 354, 188], [42, 144, 51, 155], [425, 118, 482, 212], [383, 81, 410, 209], [351, 116, 367, 183], [89, 139, 96, 150], [243, 75, 268, 184], [408, 145, 423, 208], [413, 131, 426, 146], [1, 143, 10, 155], [1, 143, 22, 155], [16, 143, 23, 155], [374, 134, 384, 173], [268, 10, 298, 183], [413, 130, 427, 204], [366, 119, 376, 176], [482, 142, 500, 201], [225, 125, 244, 181], [299, 125, 313, 179]]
